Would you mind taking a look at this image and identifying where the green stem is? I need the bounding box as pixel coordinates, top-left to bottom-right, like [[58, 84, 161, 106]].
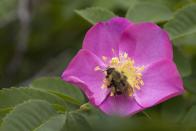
[[142, 111, 152, 120]]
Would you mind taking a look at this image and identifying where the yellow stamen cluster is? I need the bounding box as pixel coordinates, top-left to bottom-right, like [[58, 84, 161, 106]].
[[111, 53, 144, 95], [95, 52, 145, 97]]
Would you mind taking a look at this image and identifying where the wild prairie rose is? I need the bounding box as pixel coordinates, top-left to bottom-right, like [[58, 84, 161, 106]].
[[61, 17, 184, 116]]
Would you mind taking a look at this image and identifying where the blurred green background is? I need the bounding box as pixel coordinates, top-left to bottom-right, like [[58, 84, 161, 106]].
[[0, 0, 196, 131], [0, 0, 195, 88], [0, 0, 91, 87]]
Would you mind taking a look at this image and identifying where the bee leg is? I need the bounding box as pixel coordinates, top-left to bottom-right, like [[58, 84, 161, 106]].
[[110, 87, 116, 96]]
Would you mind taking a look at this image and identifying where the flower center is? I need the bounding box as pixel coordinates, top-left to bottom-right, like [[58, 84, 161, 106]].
[[95, 52, 144, 96]]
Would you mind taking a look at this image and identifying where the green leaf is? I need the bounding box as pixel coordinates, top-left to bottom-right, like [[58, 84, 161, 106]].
[[80, 103, 107, 129], [80, 103, 106, 120], [173, 32, 196, 56], [191, 56, 196, 76], [0, 100, 58, 131], [34, 114, 66, 131], [62, 112, 92, 131], [0, 87, 67, 109], [35, 111, 92, 131], [183, 105, 196, 129], [184, 76, 196, 94], [126, 1, 173, 23], [93, 0, 134, 10], [31, 77, 85, 104], [75, 7, 115, 24], [173, 46, 192, 77], [161, 96, 189, 123], [164, 4, 196, 40], [49, 91, 82, 106], [139, 0, 193, 11], [52, 104, 67, 113], [0, 108, 12, 125]]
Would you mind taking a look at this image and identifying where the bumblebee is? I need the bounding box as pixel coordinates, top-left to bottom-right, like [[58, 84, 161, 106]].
[[105, 67, 132, 96]]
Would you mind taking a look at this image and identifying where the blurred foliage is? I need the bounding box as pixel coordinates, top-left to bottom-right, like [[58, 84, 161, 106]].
[[76, 7, 116, 24], [126, 1, 173, 23], [0, 0, 196, 130], [0, 77, 195, 131]]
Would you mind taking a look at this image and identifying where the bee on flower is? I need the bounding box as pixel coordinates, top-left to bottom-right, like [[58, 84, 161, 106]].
[[62, 17, 184, 116]]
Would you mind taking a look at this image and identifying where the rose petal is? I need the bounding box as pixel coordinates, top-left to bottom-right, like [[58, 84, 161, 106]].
[[61, 49, 109, 106], [99, 95, 143, 116], [119, 23, 173, 66], [134, 59, 184, 108], [83, 17, 133, 59]]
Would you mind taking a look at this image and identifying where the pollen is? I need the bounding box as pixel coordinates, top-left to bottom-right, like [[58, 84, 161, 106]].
[[112, 48, 115, 54], [98, 52, 145, 97], [94, 66, 101, 71], [110, 57, 120, 65], [102, 56, 107, 62]]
